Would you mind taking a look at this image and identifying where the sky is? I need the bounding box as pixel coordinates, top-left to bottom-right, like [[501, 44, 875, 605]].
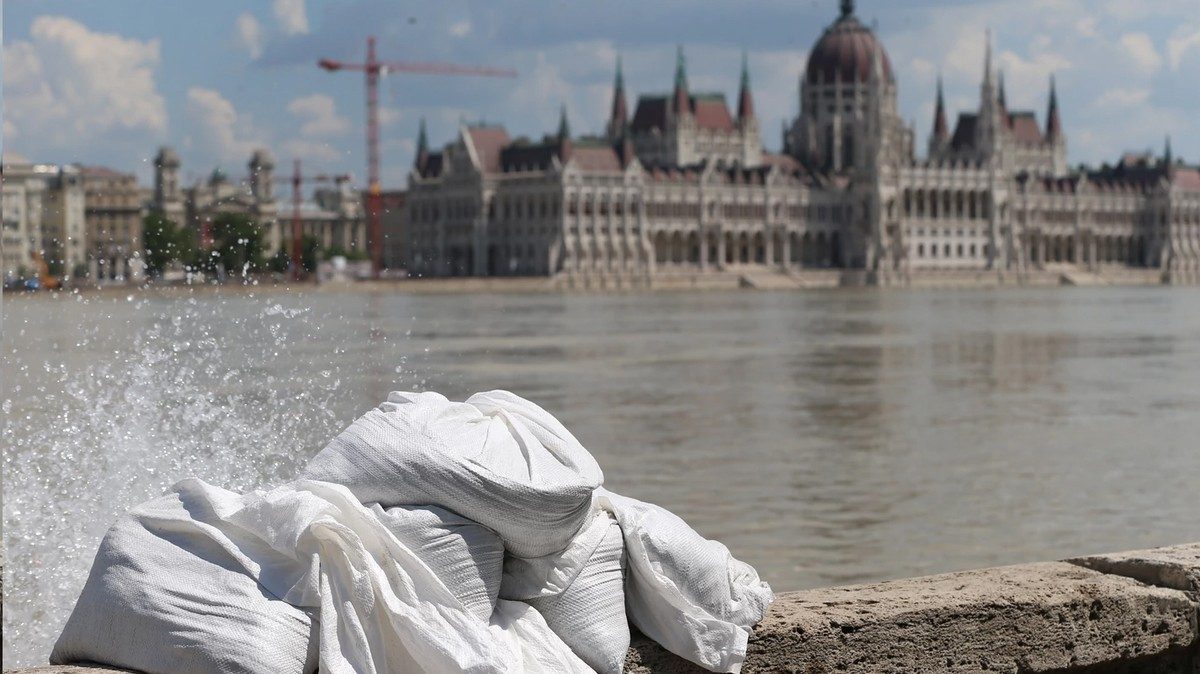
[[3, 0, 1198, 190]]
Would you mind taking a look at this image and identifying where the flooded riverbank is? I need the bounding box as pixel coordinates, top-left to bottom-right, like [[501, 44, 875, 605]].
[[4, 285, 1200, 666]]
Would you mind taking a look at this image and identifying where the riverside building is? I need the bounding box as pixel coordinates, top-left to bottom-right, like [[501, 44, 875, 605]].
[[150, 147, 366, 262], [2, 161, 87, 284], [82, 166, 149, 283], [403, 0, 1200, 287]]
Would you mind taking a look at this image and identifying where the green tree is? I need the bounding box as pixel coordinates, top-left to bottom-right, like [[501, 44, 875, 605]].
[[142, 213, 194, 276], [210, 213, 266, 277], [268, 249, 291, 275], [302, 236, 321, 273]]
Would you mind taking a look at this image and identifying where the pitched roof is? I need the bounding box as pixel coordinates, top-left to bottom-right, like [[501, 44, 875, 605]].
[[1171, 166, 1200, 192], [464, 126, 511, 174], [417, 152, 443, 178], [950, 113, 978, 151], [568, 145, 623, 172], [693, 94, 735, 131], [630, 93, 736, 133], [1008, 112, 1044, 144], [499, 143, 560, 172], [631, 96, 669, 133]]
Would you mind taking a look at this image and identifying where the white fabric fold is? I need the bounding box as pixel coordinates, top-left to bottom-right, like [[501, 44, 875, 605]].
[[53, 390, 772, 674], [301, 390, 603, 558], [505, 511, 630, 674], [598, 489, 775, 674]]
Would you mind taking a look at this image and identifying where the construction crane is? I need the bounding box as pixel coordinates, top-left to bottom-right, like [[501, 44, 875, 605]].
[[281, 159, 350, 280], [318, 36, 517, 276]]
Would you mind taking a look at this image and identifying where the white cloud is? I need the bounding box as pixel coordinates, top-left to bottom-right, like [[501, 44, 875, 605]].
[[185, 87, 263, 164], [910, 57, 936, 80], [379, 107, 402, 127], [1075, 17, 1099, 39], [280, 138, 343, 164], [449, 20, 472, 38], [235, 14, 263, 60], [996, 50, 1070, 108], [2, 16, 166, 151], [1166, 25, 1200, 70], [1118, 33, 1162, 74], [272, 0, 309, 36], [1094, 87, 1151, 109], [287, 94, 350, 137]]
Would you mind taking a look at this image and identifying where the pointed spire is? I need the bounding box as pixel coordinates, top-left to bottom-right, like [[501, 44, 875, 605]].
[[414, 117, 428, 170], [608, 55, 629, 138], [997, 71, 1007, 109], [557, 104, 571, 140], [737, 49, 755, 122], [840, 0, 855, 19], [932, 75, 949, 141], [983, 29, 994, 93], [1045, 74, 1062, 140], [1164, 135, 1173, 168], [673, 45, 690, 117]]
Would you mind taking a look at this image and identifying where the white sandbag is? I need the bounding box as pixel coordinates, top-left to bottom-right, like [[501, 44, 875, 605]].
[[597, 489, 774, 674], [51, 490, 319, 674], [503, 512, 629, 674], [370, 503, 504, 620], [301, 390, 603, 558], [222, 478, 590, 674], [57, 477, 591, 674], [488, 600, 596, 674]]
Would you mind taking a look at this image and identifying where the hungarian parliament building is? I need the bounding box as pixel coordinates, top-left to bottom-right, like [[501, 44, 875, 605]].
[[403, 0, 1200, 286]]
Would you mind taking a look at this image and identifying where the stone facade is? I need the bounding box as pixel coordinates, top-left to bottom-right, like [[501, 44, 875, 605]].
[[403, 0, 1200, 286], [150, 147, 366, 262], [2, 166, 47, 281], [81, 166, 149, 283], [2, 162, 87, 283], [378, 190, 407, 271]]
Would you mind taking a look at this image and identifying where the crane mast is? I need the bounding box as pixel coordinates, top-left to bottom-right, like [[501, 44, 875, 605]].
[[318, 37, 516, 276]]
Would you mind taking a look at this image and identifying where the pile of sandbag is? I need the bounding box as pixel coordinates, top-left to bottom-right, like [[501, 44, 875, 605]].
[[53, 390, 773, 674]]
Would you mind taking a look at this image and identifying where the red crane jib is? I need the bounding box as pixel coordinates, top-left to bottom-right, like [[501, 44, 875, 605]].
[[317, 36, 516, 276]]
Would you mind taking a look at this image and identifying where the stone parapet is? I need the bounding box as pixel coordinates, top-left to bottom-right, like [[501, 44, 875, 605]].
[[7, 543, 1199, 674]]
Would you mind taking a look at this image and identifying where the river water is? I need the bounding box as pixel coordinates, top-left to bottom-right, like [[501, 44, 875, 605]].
[[3, 285, 1199, 666]]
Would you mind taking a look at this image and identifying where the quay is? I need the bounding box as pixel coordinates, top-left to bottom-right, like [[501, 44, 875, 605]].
[[8, 542, 1198, 673]]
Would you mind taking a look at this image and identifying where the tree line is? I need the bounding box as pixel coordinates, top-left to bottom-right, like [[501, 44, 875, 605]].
[[142, 213, 367, 279]]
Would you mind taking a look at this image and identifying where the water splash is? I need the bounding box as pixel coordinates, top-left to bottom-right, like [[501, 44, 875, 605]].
[[1, 290, 367, 666]]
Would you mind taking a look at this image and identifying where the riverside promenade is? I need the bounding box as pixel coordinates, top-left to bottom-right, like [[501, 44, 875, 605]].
[[8, 542, 1198, 673]]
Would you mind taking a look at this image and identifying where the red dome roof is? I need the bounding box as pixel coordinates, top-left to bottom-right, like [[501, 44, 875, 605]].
[[805, 13, 893, 85]]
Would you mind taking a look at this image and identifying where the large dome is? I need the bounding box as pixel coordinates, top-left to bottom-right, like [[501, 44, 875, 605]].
[[805, 2, 893, 85]]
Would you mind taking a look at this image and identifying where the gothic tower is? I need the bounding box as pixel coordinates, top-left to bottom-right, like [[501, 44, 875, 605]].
[[153, 146, 184, 222], [248, 148, 275, 203], [606, 56, 629, 141]]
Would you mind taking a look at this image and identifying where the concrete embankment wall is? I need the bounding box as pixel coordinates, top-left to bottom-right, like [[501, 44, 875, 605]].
[[7, 543, 1198, 674]]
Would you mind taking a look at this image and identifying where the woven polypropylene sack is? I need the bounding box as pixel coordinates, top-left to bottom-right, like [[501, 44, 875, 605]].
[[503, 512, 629, 673], [598, 489, 774, 674], [51, 492, 319, 674], [301, 390, 603, 558], [371, 503, 504, 620]]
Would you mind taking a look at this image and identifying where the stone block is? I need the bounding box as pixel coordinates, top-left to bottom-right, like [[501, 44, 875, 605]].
[[1070, 543, 1200, 595], [626, 561, 1199, 674]]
